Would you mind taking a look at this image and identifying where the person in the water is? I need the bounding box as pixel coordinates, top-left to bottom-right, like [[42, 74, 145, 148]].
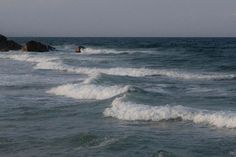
[[75, 46, 85, 53]]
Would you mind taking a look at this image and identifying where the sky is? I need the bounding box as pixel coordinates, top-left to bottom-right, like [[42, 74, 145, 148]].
[[0, 0, 236, 37]]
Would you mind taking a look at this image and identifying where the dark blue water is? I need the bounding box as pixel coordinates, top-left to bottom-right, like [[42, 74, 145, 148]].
[[0, 38, 236, 157]]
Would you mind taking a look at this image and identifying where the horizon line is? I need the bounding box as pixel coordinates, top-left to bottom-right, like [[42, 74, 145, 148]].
[[9, 36, 236, 38]]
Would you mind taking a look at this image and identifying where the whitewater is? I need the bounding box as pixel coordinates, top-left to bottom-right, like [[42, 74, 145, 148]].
[[104, 97, 236, 128], [2, 53, 235, 80], [1, 37, 236, 157]]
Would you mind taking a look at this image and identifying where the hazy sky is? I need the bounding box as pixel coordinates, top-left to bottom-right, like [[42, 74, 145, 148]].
[[0, 0, 236, 37]]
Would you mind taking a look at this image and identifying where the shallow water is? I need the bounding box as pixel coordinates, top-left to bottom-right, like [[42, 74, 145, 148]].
[[0, 38, 236, 157]]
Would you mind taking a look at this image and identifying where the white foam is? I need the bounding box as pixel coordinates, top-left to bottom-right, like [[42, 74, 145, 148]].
[[104, 97, 236, 128], [54, 44, 77, 52], [34, 63, 236, 80], [5, 54, 61, 71], [47, 84, 130, 100], [83, 48, 155, 55], [7, 54, 58, 63], [83, 48, 120, 54], [2, 53, 235, 80], [4, 53, 66, 71]]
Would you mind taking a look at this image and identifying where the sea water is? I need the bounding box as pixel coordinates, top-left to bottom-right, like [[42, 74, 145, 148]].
[[0, 37, 236, 157]]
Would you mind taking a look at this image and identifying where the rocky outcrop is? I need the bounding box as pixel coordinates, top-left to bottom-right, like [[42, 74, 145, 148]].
[[0, 34, 55, 52], [0, 34, 22, 51], [0, 34, 7, 41], [22, 40, 55, 52]]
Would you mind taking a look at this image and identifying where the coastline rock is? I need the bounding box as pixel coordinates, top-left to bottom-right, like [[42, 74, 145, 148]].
[[0, 34, 22, 51], [22, 40, 55, 52], [0, 34, 7, 42]]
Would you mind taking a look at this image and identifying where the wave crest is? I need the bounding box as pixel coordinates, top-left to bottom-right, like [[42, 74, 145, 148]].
[[104, 97, 236, 128], [83, 48, 121, 54], [47, 84, 130, 100], [82, 47, 154, 55], [35, 65, 236, 80], [2, 54, 235, 80], [7, 54, 58, 63]]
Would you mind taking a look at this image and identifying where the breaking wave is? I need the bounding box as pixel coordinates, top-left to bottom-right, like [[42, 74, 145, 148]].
[[82, 48, 154, 55], [83, 48, 122, 54], [35, 60, 235, 80], [104, 97, 236, 128], [47, 84, 130, 100], [2, 54, 235, 80], [51, 46, 137, 54], [38, 65, 235, 80], [3, 54, 60, 71], [6, 54, 58, 63], [54, 44, 77, 52]]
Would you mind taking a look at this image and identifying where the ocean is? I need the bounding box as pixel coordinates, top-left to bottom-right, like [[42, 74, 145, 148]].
[[0, 37, 236, 157]]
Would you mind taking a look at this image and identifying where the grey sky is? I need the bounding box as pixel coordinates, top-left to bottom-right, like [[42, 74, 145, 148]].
[[0, 0, 236, 37]]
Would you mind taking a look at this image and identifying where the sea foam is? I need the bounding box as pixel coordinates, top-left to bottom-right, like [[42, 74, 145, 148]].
[[2, 54, 235, 80], [104, 97, 236, 128], [36, 64, 235, 80], [7, 54, 58, 63], [83, 48, 121, 54], [47, 84, 130, 100], [82, 47, 154, 55]]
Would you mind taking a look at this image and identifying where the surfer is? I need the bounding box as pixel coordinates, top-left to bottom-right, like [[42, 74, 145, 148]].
[[75, 46, 86, 53]]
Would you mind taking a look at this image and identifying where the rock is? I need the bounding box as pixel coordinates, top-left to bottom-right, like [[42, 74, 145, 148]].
[[0, 34, 7, 42], [0, 34, 22, 51], [6, 40, 22, 50], [22, 40, 55, 52]]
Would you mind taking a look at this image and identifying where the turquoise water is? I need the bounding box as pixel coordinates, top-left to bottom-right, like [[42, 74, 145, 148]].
[[0, 38, 236, 157]]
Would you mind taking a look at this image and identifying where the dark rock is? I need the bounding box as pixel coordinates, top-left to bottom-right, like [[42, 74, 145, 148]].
[[0, 34, 22, 51], [6, 40, 22, 50], [0, 34, 7, 42], [22, 40, 55, 52]]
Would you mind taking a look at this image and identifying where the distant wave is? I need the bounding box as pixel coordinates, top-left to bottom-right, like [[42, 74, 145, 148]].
[[47, 83, 130, 100], [6, 54, 58, 63], [82, 48, 154, 55], [54, 44, 77, 52], [83, 48, 122, 54], [104, 97, 236, 128], [38, 64, 235, 80], [36, 61, 235, 80], [2, 53, 235, 80], [3, 54, 60, 71], [54, 45, 154, 55]]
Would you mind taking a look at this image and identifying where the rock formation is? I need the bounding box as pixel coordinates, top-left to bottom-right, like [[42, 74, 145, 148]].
[[22, 40, 55, 52], [0, 34, 22, 51]]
